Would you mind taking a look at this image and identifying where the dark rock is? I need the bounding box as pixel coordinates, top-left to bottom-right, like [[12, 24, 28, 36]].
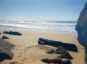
[[38, 38, 78, 52], [58, 52, 73, 60], [41, 58, 72, 64], [55, 46, 66, 54], [2, 35, 9, 39], [62, 44, 77, 52], [62, 59, 72, 64], [41, 58, 62, 63], [0, 52, 13, 61], [3, 31, 22, 36], [46, 46, 67, 54], [47, 49, 55, 54]]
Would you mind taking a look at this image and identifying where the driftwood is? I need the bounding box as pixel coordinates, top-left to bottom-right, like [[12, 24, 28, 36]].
[[3, 31, 22, 36], [41, 58, 72, 64], [38, 38, 78, 52]]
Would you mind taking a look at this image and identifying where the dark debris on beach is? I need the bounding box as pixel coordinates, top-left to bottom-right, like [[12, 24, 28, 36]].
[[3, 31, 22, 36], [38, 38, 76, 64], [38, 38, 78, 52]]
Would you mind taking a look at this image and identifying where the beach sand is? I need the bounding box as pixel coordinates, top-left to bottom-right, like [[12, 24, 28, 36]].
[[0, 31, 85, 64]]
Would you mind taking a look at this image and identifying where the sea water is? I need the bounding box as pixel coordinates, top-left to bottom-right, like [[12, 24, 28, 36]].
[[0, 20, 77, 33]]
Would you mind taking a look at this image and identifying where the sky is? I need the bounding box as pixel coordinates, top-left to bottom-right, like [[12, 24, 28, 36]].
[[0, 0, 86, 21]]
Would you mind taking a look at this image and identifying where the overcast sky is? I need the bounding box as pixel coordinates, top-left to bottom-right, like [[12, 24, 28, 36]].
[[0, 0, 86, 21]]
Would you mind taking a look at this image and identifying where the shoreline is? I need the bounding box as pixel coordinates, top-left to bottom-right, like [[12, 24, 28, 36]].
[[0, 24, 76, 34]]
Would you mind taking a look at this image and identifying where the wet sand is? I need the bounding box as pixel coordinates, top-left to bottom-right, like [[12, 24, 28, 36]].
[[0, 31, 85, 64]]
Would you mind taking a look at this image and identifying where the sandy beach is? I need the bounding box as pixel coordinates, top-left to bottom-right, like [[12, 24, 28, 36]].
[[0, 31, 85, 64]]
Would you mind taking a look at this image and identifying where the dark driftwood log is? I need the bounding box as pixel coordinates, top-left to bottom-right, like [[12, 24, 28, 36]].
[[3, 31, 22, 36], [41, 58, 72, 64], [38, 38, 78, 52]]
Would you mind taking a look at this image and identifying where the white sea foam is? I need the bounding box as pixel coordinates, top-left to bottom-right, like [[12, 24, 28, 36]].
[[0, 17, 77, 33], [0, 22, 76, 33]]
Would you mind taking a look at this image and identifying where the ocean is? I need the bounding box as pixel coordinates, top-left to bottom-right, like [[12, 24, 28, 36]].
[[0, 20, 77, 33]]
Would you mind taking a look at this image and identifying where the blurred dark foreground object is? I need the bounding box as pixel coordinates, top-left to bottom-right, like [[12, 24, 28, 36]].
[[76, 2, 87, 46], [0, 52, 13, 61], [41, 58, 72, 64], [75, 2, 87, 64], [3, 31, 22, 36], [38, 38, 78, 52]]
